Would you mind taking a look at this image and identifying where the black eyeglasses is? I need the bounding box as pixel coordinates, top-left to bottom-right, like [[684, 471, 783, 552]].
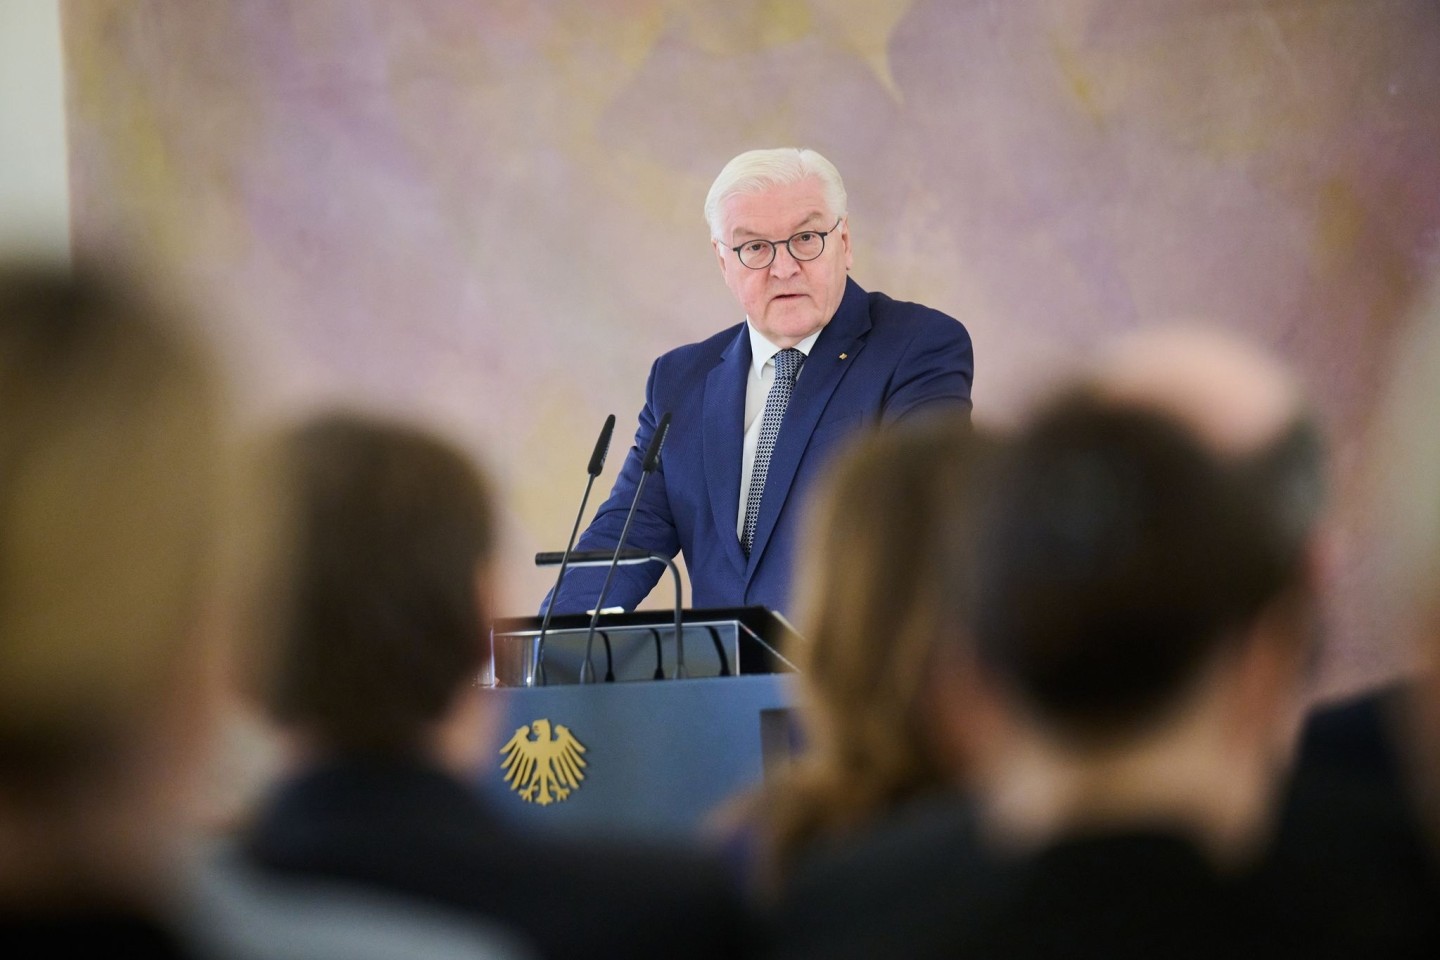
[[728, 217, 843, 270]]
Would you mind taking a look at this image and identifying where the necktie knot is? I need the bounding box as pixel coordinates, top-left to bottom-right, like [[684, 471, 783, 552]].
[[774, 347, 804, 383]]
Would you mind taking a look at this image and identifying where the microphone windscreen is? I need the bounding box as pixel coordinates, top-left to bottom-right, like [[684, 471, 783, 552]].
[[587, 414, 617, 477]]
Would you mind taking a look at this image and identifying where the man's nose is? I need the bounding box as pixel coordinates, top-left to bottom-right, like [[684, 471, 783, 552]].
[[768, 244, 801, 278]]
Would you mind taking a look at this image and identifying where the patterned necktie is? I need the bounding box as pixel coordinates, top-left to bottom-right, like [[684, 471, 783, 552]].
[[743, 347, 804, 556]]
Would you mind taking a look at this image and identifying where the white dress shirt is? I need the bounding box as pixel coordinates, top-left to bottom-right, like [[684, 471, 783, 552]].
[[736, 323, 823, 541]]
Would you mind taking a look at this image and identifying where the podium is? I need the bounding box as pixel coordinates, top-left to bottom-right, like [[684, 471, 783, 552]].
[[478, 607, 801, 839]]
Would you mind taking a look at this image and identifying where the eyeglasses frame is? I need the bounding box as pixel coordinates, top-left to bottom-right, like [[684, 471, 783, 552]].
[[726, 217, 845, 270]]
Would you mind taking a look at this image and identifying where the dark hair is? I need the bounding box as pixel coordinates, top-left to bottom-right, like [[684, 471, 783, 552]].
[[973, 393, 1312, 740], [1233, 414, 1326, 585], [261, 413, 495, 755]]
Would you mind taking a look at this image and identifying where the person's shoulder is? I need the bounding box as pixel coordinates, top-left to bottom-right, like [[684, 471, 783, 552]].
[[658, 321, 747, 363], [186, 842, 534, 960], [787, 794, 984, 895], [858, 286, 968, 339], [517, 831, 751, 959], [525, 828, 739, 895], [645, 322, 746, 390], [768, 797, 993, 960], [1296, 680, 1410, 776]]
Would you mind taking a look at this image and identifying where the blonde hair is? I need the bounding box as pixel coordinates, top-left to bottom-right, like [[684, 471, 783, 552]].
[[0, 263, 226, 781], [704, 148, 847, 241], [761, 414, 990, 881]]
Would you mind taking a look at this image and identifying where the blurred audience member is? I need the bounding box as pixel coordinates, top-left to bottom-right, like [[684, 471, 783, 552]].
[[0, 262, 529, 960], [956, 394, 1320, 958], [769, 327, 1328, 959], [0, 263, 228, 955], [1385, 273, 1440, 893], [241, 413, 748, 960], [739, 415, 994, 890], [1260, 278, 1440, 955]]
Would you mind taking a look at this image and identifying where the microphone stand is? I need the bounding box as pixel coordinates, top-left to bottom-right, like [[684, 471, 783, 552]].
[[580, 412, 671, 683], [535, 548, 684, 680], [535, 414, 615, 686], [664, 553, 686, 678]]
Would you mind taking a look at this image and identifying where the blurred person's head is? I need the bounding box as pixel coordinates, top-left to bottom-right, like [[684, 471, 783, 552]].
[[762, 414, 996, 879], [969, 387, 1322, 866], [0, 261, 229, 906], [1086, 326, 1329, 626], [1086, 325, 1311, 461], [253, 413, 499, 771]]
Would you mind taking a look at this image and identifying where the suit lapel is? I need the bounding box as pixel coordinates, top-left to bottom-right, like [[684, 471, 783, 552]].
[[745, 279, 872, 576], [703, 326, 751, 578]]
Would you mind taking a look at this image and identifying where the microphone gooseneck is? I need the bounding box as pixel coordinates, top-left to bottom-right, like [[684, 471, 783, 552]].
[[535, 414, 616, 685], [580, 411, 672, 683]]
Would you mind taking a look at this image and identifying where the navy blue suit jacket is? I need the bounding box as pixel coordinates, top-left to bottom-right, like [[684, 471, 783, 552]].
[[549, 278, 973, 616]]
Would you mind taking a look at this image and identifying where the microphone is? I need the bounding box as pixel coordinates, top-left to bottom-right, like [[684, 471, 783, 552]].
[[534, 414, 616, 685], [580, 411, 671, 683], [587, 414, 616, 476]]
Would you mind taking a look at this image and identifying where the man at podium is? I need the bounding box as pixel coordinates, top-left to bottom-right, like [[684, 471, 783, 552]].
[[548, 147, 974, 617]]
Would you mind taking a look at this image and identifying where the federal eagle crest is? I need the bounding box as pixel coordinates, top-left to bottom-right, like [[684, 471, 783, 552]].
[[499, 718, 587, 805]]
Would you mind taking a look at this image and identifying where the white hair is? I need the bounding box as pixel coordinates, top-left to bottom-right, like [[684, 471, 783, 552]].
[[703, 148, 848, 241]]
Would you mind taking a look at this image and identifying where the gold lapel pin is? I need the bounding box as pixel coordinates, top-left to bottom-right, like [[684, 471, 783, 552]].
[[838, 352, 848, 360]]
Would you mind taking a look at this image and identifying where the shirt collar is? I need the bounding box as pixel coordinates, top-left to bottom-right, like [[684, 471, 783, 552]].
[[746, 322, 823, 378]]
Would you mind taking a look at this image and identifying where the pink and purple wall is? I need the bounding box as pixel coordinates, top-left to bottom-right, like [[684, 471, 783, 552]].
[[63, 0, 1440, 698]]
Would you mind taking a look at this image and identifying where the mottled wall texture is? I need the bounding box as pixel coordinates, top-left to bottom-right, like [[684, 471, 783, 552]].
[[63, 1, 1440, 698]]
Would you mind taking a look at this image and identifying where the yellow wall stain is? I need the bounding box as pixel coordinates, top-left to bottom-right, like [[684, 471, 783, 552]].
[[1049, 34, 1106, 127], [1315, 177, 1365, 262], [674, 0, 813, 57], [808, 0, 912, 102]]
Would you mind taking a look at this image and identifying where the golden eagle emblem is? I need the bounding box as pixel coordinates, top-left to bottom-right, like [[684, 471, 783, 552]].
[[499, 718, 587, 805]]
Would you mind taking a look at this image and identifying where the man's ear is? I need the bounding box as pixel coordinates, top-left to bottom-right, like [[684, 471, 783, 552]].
[[923, 643, 1009, 783], [436, 681, 503, 777], [713, 239, 728, 275], [1225, 605, 1312, 766], [839, 218, 853, 273], [1301, 526, 1337, 609], [433, 561, 505, 776]]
